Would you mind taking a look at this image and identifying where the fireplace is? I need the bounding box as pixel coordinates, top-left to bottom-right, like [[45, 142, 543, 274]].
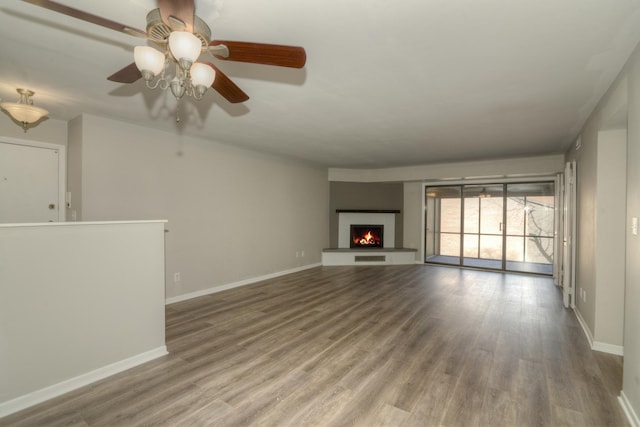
[[350, 224, 383, 248], [337, 210, 396, 249]]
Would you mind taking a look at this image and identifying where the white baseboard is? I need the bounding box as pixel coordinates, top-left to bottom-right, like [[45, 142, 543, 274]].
[[593, 341, 624, 356], [574, 308, 594, 347], [0, 346, 168, 418], [165, 263, 322, 305], [619, 391, 640, 427], [574, 308, 624, 356]]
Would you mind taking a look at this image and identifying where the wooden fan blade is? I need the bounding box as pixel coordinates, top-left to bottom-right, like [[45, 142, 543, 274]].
[[22, 0, 147, 38], [210, 40, 306, 68], [202, 62, 249, 103], [158, 0, 194, 32], [107, 63, 142, 83]]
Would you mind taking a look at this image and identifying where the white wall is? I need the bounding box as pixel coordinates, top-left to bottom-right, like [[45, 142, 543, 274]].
[[0, 221, 167, 416], [566, 95, 628, 354], [595, 129, 627, 350], [0, 114, 67, 146], [403, 182, 422, 261], [67, 114, 329, 299], [623, 43, 640, 424], [66, 117, 83, 221], [569, 124, 598, 336], [570, 40, 640, 422]]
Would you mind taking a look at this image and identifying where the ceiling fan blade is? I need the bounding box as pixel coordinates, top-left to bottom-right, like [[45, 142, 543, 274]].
[[22, 0, 147, 38], [202, 62, 249, 103], [157, 0, 194, 32], [107, 63, 142, 84], [210, 41, 306, 68]]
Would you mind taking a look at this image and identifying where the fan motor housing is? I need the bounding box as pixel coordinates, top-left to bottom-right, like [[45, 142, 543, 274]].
[[145, 8, 211, 49]]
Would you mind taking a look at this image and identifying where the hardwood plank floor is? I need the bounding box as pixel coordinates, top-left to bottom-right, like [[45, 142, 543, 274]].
[[1, 265, 628, 426]]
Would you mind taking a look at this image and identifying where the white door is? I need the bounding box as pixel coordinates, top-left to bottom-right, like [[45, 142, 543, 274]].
[[562, 161, 576, 308], [0, 142, 60, 223], [554, 172, 563, 286]]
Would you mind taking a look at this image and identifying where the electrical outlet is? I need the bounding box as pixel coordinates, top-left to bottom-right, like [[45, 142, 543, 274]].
[[301, 250, 305, 257], [174, 272, 181, 283], [583, 289, 586, 303]]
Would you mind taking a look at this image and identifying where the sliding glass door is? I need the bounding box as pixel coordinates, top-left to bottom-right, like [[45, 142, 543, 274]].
[[462, 185, 504, 270], [504, 182, 555, 274], [425, 181, 555, 275], [425, 186, 461, 265]]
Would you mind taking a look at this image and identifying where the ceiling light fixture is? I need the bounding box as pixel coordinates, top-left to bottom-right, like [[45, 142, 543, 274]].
[[134, 31, 215, 101], [478, 188, 491, 198], [0, 88, 49, 132]]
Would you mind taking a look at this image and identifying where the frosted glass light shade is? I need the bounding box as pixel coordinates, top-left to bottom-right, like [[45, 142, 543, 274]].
[[0, 102, 48, 124], [168, 31, 201, 63], [190, 63, 216, 87], [134, 46, 165, 75]]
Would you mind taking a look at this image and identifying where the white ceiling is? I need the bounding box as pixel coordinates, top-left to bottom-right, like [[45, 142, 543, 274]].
[[2, 0, 640, 168]]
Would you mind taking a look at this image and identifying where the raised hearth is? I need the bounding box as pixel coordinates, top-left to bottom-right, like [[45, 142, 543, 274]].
[[322, 248, 417, 265], [325, 209, 415, 265]]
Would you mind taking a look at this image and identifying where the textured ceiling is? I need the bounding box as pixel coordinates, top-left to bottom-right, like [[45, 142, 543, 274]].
[[2, 0, 640, 168]]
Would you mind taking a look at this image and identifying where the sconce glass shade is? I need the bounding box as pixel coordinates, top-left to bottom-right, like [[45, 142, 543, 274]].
[[168, 31, 202, 65], [190, 62, 216, 88], [134, 46, 165, 76]]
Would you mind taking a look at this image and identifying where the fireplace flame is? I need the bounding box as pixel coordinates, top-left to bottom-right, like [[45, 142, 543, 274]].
[[353, 230, 379, 246], [360, 231, 375, 245]]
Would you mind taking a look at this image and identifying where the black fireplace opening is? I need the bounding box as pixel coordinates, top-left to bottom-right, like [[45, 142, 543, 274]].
[[350, 224, 384, 248]]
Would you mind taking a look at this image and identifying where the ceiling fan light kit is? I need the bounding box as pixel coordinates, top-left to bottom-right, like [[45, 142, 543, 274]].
[[134, 46, 165, 77], [0, 88, 48, 132], [22, 0, 307, 110], [168, 31, 201, 69], [133, 32, 214, 100], [190, 63, 216, 93]]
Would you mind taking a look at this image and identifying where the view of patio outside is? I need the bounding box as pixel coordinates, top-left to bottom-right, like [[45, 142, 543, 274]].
[[426, 182, 555, 274], [439, 196, 554, 263]]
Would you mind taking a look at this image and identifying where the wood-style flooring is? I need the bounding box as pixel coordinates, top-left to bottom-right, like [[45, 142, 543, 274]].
[[1, 265, 628, 426]]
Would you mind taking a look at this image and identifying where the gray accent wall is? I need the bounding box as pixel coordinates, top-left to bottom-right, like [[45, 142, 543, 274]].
[[329, 182, 404, 248]]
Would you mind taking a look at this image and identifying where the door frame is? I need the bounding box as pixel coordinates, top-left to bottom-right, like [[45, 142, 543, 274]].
[[561, 161, 577, 308], [0, 136, 66, 222]]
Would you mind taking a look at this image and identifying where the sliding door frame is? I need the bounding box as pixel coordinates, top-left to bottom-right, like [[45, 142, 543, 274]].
[[422, 176, 558, 275]]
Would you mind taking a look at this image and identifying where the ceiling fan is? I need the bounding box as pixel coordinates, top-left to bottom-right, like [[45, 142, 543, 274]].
[[22, 0, 307, 104]]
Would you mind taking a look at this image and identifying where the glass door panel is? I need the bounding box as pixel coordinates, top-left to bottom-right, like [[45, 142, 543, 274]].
[[505, 182, 555, 274], [462, 185, 503, 269], [463, 234, 479, 258], [505, 236, 524, 262], [425, 186, 461, 265]]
